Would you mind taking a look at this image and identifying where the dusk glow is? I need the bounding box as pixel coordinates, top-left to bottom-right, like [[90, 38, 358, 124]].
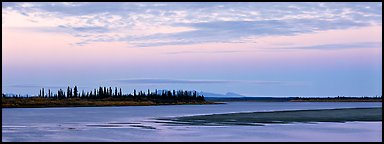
[[2, 2, 382, 96]]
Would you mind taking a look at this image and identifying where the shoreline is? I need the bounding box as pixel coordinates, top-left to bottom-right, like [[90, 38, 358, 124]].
[[2, 97, 221, 108], [157, 107, 383, 126], [2, 101, 220, 108], [289, 100, 382, 102], [3, 99, 381, 108], [205, 97, 382, 102]]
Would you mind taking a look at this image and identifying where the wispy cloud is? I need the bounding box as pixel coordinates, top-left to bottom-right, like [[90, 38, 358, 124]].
[[2, 2, 382, 47], [276, 42, 382, 50], [58, 25, 110, 33], [111, 78, 304, 86], [166, 50, 243, 55], [113, 79, 230, 84], [138, 19, 370, 46]]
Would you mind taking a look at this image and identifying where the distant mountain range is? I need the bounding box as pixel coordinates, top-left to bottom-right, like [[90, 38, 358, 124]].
[[198, 91, 244, 97]]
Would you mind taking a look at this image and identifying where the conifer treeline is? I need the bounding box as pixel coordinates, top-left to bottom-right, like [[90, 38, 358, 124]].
[[33, 86, 205, 102]]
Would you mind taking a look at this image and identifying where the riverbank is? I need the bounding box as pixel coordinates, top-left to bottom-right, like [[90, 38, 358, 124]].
[[205, 96, 382, 102], [289, 99, 382, 102], [2, 97, 215, 108], [157, 107, 382, 126]]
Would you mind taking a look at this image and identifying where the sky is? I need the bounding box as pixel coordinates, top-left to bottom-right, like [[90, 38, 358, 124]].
[[2, 2, 382, 97]]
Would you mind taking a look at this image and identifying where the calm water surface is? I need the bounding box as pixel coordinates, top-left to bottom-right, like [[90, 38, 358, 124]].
[[2, 102, 382, 142]]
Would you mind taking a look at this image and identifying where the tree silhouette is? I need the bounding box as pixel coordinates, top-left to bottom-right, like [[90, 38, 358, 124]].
[[42, 88, 45, 98], [74, 86, 78, 98], [114, 87, 118, 97], [67, 86, 71, 98], [3, 86, 207, 106], [109, 87, 112, 97]]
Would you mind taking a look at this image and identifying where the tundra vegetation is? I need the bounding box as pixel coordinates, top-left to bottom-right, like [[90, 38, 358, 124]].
[[2, 86, 209, 108]]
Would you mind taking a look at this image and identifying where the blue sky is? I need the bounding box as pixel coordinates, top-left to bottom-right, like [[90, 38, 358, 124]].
[[2, 2, 382, 96]]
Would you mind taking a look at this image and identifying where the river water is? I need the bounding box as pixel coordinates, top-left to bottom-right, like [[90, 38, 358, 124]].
[[2, 102, 382, 142]]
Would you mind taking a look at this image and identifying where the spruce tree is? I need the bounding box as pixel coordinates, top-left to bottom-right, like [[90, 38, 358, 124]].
[[109, 87, 112, 97], [74, 86, 78, 98], [67, 86, 71, 98]]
